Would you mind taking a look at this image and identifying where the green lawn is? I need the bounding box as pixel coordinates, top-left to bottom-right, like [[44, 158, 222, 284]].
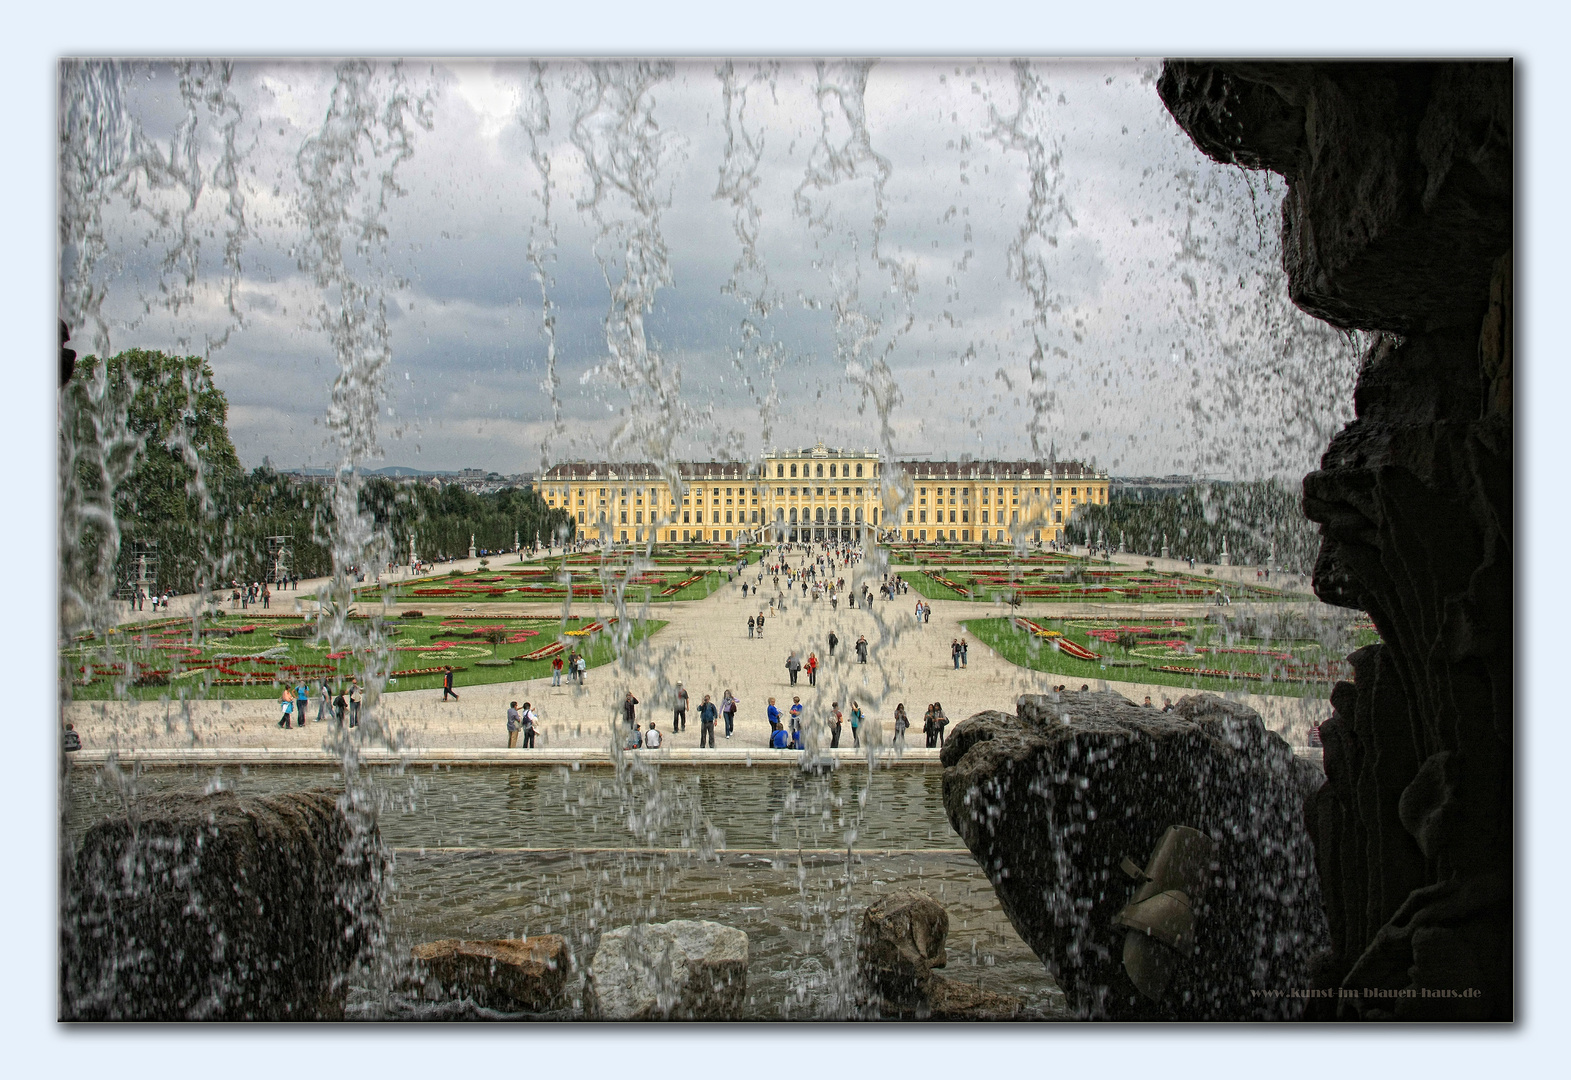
[[63, 612, 665, 701], [903, 567, 1301, 604], [963, 615, 1378, 698], [358, 566, 740, 605]]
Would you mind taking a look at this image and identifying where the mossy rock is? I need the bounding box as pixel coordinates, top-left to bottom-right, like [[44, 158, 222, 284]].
[[473, 658, 514, 668], [276, 624, 316, 640]]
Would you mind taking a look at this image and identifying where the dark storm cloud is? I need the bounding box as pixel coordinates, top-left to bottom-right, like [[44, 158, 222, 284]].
[[81, 58, 1356, 479]]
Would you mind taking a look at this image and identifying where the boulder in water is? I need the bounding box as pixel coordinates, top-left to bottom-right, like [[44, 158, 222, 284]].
[[411, 936, 570, 1013], [856, 889, 949, 1005], [941, 691, 1327, 1020], [61, 788, 382, 1020], [588, 919, 748, 1020]]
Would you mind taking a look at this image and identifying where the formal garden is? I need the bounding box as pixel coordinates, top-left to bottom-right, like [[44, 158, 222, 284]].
[[901, 566, 1298, 603], [359, 561, 750, 604], [962, 614, 1380, 697], [62, 611, 662, 701]]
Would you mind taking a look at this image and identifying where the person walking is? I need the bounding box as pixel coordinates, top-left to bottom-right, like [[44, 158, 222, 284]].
[[277, 689, 294, 729], [830, 702, 843, 749], [698, 693, 718, 748], [442, 667, 459, 702], [951, 638, 962, 669], [767, 696, 781, 732], [551, 653, 564, 686], [805, 651, 818, 687], [623, 691, 640, 729], [931, 702, 949, 747], [295, 681, 310, 724], [507, 701, 522, 749], [960, 638, 968, 667], [856, 635, 869, 664], [894, 703, 910, 745], [756, 611, 765, 639], [748, 614, 755, 639], [317, 681, 330, 723], [334, 685, 347, 726], [786, 651, 801, 686], [721, 689, 738, 739], [849, 700, 864, 748], [923, 703, 938, 747], [827, 630, 838, 658], [349, 680, 362, 727], [521, 702, 538, 748], [673, 683, 689, 733]]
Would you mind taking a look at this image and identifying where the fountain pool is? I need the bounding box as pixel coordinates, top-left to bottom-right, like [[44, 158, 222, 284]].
[[64, 762, 1070, 1020]]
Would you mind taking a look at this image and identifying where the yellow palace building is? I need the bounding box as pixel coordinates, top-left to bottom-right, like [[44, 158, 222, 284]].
[[540, 442, 1108, 547]]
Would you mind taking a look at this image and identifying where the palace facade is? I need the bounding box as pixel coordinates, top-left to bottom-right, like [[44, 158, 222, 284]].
[[539, 442, 1109, 546]]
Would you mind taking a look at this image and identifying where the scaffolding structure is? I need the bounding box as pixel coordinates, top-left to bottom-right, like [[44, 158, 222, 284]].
[[265, 535, 292, 584], [118, 541, 158, 601]]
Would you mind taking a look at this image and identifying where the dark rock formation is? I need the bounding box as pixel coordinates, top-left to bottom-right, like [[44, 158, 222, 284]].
[[941, 692, 1326, 1020], [857, 889, 950, 1006], [411, 936, 569, 1013], [1159, 61, 1512, 1020], [925, 976, 1024, 1021], [61, 789, 383, 1020], [856, 889, 1024, 1020], [587, 919, 748, 1020]]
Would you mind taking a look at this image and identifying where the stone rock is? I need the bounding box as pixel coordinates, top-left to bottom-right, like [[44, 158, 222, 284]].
[[1160, 60, 1512, 1020], [412, 936, 569, 1013], [588, 919, 748, 1020], [926, 976, 1023, 1020], [940, 692, 1326, 1020], [61, 789, 381, 1020], [856, 889, 950, 1005]]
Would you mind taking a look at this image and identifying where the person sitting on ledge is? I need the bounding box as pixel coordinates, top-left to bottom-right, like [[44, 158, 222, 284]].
[[644, 720, 662, 749], [63, 723, 81, 753], [625, 723, 644, 750], [770, 722, 789, 750]]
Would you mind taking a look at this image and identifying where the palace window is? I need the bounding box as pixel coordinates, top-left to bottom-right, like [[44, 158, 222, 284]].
[[790, 464, 797, 477], [776, 487, 784, 496], [635, 511, 643, 524], [829, 464, 837, 477], [816, 487, 824, 496], [620, 512, 628, 524], [816, 464, 824, 477], [777, 465, 784, 478], [577, 512, 585, 523], [1055, 511, 1063, 523], [683, 512, 690, 523], [816, 507, 825, 523], [982, 511, 989, 523], [855, 464, 863, 477], [726, 511, 733, 523], [919, 510, 927, 523], [961, 510, 969, 522], [906, 510, 914, 523]]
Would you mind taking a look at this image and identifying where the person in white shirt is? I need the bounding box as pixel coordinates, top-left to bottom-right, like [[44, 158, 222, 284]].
[[644, 720, 662, 749], [521, 702, 538, 749]]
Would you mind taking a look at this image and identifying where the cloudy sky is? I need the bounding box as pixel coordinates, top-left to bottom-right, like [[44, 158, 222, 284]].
[[66, 58, 1359, 480]]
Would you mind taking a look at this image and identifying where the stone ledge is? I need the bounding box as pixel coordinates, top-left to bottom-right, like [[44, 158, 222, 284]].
[[67, 745, 1325, 770]]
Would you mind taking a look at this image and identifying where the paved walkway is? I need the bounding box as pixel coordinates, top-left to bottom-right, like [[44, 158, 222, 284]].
[[67, 547, 1339, 754]]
